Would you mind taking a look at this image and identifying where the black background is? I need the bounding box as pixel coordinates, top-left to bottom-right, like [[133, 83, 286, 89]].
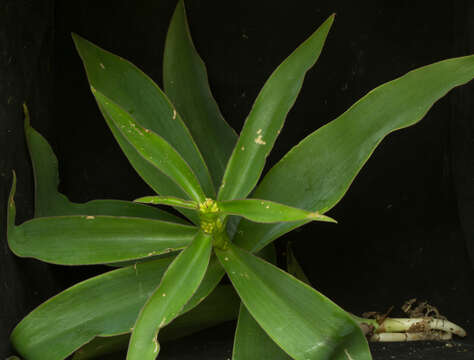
[[1, 0, 473, 359]]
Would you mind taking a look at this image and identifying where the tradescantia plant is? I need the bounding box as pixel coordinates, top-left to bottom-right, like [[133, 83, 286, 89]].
[[6, 1, 474, 359]]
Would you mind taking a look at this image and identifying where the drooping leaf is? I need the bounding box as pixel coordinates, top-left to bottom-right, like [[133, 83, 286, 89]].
[[218, 198, 336, 224], [233, 304, 292, 360], [72, 285, 239, 360], [216, 243, 371, 360], [10, 257, 175, 360], [218, 15, 334, 201], [163, 0, 237, 188], [24, 103, 187, 223], [8, 178, 197, 265], [134, 195, 198, 210], [93, 89, 207, 203], [72, 33, 214, 198], [127, 231, 212, 360], [235, 55, 474, 252]]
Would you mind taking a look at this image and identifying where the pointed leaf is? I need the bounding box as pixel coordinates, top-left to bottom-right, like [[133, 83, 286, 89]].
[[218, 198, 336, 223], [127, 231, 212, 360], [72, 33, 215, 197], [286, 242, 312, 286], [134, 195, 198, 210], [24, 103, 188, 223], [93, 89, 207, 203], [11, 257, 175, 360], [94, 91, 199, 224], [233, 304, 291, 360], [218, 15, 334, 201], [73, 285, 239, 360], [236, 55, 474, 252], [164, 0, 237, 188], [8, 179, 197, 265], [216, 244, 371, 360]]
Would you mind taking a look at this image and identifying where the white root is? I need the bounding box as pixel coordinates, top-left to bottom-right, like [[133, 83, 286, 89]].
[[377, 318, 466, 337], [371, 331, 453, 342]]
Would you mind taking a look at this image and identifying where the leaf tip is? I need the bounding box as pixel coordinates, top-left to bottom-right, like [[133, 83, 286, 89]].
[[308, 211, 337, 224]]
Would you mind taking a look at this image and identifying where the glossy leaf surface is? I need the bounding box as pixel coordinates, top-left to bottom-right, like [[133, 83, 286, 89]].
[[216, 244, 371, 360], [73, 33, 214, 197], [11, 257, 175, 360], [24, 105, 187, 223], [235, 55, 474, 252], [218, 198, 336, 224], [134, 195, 198, 210], [93, 89, 207, 203], [127, 231, 212, 360], [73, 285, 239, 360], [233, 304, 291, 360], [218, 15, 334, 201], [164, 0, 237, 188], [8, 180, 197, 265]]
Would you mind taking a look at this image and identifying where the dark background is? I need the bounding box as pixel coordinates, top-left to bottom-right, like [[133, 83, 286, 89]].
[[1, 0, 473, 359]]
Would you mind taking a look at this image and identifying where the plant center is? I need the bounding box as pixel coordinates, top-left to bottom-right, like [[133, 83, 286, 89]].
[[198, 198, 229, 250]]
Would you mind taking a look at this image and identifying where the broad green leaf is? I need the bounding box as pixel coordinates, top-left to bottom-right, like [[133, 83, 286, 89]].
[[233, 244, 290, 360], [72, 33, 215, 198], [8, 179, 197, 265], [73, 285, 239, 360], [164, 0, 237, 188], [218, 198, 336, 224], [216, 243, 371, 360], [93, 89, 207, 203], [218, 15, 334, 201], [233, 304, 291, 360], [235, 55, 474, 252], [24, 103, 187, 223], [134, 195, 198, 210], [127, 231, 212, 360], [10, 257, 175, 360]]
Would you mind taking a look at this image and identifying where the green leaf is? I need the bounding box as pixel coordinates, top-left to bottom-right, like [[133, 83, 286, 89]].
[[232, 244, 291, 360], [180, 254, 226, 313], [8, 180, 197, 265], [94, 90, 200, 224], [93, 89, 207, 203], [127, 231, 212, 360], [134, 195, 198, 210], [24, 103, 187, 224], [216, 243, 371, 360], [218, 198, 336, 224], [233, 304, 292, 360], [235, 55, 474, 252], [11, 257, 175, 360], [286, 242, 312, 286], [72, 33, 215, 198], [73, 285, 239, 360], [164, 0, 237, 188], [218, 15, 334, 201]]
